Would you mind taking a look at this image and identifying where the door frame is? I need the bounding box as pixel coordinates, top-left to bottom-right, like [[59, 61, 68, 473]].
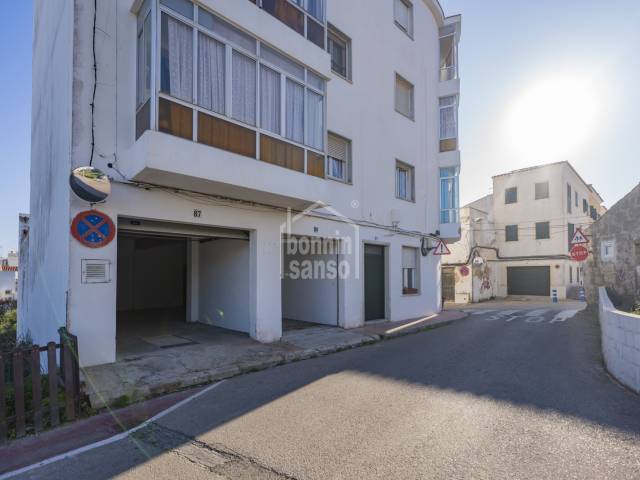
[[362, 241, 389, 322]]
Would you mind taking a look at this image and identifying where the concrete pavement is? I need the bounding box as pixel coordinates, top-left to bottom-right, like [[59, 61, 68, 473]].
[[8, 305, 640, 479]]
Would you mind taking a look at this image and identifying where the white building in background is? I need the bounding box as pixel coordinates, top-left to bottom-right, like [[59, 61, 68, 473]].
[[21, 0, 461, 367], [0, 252, 18, 301], [443, 161, 606, 304]]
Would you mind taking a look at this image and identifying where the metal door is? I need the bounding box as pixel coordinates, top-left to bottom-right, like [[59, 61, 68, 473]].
[[364, 245, 385, 321]]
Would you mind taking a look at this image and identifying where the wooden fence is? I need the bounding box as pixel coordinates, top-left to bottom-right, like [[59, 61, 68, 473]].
[[0, 328, 80, 444]]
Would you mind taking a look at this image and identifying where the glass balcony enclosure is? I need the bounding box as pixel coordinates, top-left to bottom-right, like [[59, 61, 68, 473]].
[[440, 167, 460, 224], [439, 25, 458, 82], [248, 0, 326, 49], [136, 0, 328, 179]]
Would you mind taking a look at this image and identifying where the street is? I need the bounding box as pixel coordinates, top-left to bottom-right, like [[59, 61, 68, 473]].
[[12, 305, 640, 479]]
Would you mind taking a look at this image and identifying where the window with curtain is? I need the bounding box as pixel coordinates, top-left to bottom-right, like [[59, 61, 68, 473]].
[[394, 0, 413, 36], [161, 13, 194, 102], [285, 79, 305, 143], [439, 32, 456, 81], [231, 51, 257, 126], [306, 90, 324, 150], [260, 65, 281, 134], [535, 181, 549, 200], [396, 161, 414, 201], [402, 247, 419, 294], [197, 33, 225, 114], [440, 167, 459, 223], [395, 75, 414, 119], [439, 96, 457, 139], [328, 133, 350, 182]]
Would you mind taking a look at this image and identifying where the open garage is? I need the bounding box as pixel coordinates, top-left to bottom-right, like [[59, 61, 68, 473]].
[[281, 236, 342, 329], [116, 218, 251, 359]]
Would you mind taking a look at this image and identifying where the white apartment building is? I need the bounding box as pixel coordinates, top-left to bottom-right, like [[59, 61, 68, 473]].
[[444, 162, 605, 303], [20, 0, 461, 367]]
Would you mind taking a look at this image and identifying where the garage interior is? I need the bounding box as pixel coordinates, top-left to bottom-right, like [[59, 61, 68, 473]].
[[116, 218, 251, 360], [281, 236, 341, 330]]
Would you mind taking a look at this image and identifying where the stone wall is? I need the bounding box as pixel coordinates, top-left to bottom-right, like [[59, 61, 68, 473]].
[[585, 184, 640, 307], [598, 287, 640, 393]]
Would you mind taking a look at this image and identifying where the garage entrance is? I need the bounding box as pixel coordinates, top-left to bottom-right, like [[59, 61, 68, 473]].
[[116, 218, 251, 359], [507, 266, 551, 296], [281, 236, 341, 329]]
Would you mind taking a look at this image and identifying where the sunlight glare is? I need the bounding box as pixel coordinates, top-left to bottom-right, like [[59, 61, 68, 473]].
[[506, 76, 598, 162]]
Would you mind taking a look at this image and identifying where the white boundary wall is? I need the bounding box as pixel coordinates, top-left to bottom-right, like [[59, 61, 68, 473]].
[[598, 287, 640, 393]]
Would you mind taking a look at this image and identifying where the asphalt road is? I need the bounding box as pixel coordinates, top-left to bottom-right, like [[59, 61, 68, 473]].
[[11, 305, 640, 479]]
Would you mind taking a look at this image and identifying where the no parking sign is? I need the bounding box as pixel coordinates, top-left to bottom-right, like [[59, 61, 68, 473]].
[[71, 210, 116, 248]]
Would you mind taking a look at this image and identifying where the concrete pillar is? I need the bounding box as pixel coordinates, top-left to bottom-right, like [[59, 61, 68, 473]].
[[249, 226, 282, 342], [186, 240, 199, 323]]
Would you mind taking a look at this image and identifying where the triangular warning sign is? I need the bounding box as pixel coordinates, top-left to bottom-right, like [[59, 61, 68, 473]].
[[570, 228, 589, 245], [433, 240, 451, 256]]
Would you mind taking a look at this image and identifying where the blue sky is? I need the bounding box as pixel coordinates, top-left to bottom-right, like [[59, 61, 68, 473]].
[[0, 0, 639, 255]]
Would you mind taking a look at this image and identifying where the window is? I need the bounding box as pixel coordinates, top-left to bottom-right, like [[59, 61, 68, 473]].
[[505, 225, 518, 242], [568, 223, 574, 251], [327, 133, 351, 183], [602, 240, 616, 261], [505, 187, 517, 204], [439, 26, 457, 81], [395, 74, 414, 119], [394, 0, 413, 37], [536, 222, 550, 240], [567, 184, 572, 213], [535, 182, 549, 200], [440, 167, 459, 224], [155, 3, 327, 177], [575, 191, 579, 208], [570, 266, 573, 284], [256, 0, 325, 48], [439, 96, 458, 152], [402, 247, 419, 294], [590, 206, 598, 220], [327, 25, 351, 80], [396, 161, 414, 201], [583, 199, 588, 214], [136, 1, 152, 139]]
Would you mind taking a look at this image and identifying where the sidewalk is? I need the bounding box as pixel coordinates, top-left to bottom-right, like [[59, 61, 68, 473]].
[[0, 310, 467, 476]]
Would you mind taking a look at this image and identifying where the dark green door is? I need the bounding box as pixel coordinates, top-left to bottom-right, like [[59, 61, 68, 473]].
[[364, 245, 385, 321]]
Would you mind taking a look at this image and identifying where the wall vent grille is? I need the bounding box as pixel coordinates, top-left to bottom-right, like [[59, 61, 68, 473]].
[[81, 259, 110, 284]]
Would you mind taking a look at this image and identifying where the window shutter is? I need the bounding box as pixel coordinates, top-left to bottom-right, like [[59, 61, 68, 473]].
[[402, 247, 417, 269], [328, 135, 347, 161]]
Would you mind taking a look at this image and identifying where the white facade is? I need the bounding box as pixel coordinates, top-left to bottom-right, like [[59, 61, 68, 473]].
[[444, 162, 605, 303], [22, 0, 461, 367]]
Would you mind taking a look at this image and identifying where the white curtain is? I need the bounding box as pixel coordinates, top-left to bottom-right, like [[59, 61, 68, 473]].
[[232, 51, 256, 125], [286, 79, 304, 143], [402, 247, 417, 269], [440, 97, 457, 139], [306, 91, 324, 150], [397, 168, 407, 199], [260, 66, 281, 134], [306, 0, 324, 20], [198, 34, 225, 114], [166, 15, 193, 102]]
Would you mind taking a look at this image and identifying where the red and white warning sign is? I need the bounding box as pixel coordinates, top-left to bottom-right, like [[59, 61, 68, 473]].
[[570, 227, 589, 245], [432, 240, 451, 256], [570, 244, 589, 262]]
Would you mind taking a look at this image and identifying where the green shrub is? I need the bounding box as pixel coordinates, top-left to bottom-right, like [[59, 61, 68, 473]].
[[1, 306, 17, 351]]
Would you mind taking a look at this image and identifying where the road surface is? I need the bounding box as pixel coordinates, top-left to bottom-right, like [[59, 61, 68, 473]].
[[11, 305, 640, 479]]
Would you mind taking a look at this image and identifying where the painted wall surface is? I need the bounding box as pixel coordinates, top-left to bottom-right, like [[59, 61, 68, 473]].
[[199, 239, 251, 333], [586, 184, 640, 306], [116, 237, 186, 311], [282, 240, 340, 326], [26, 0, 458, 366], [598, 287, 640, 394], [19, 0, 74, 345]]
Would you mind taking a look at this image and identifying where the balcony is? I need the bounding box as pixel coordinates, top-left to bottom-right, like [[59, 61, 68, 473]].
[[131, 0, 331, 208]]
